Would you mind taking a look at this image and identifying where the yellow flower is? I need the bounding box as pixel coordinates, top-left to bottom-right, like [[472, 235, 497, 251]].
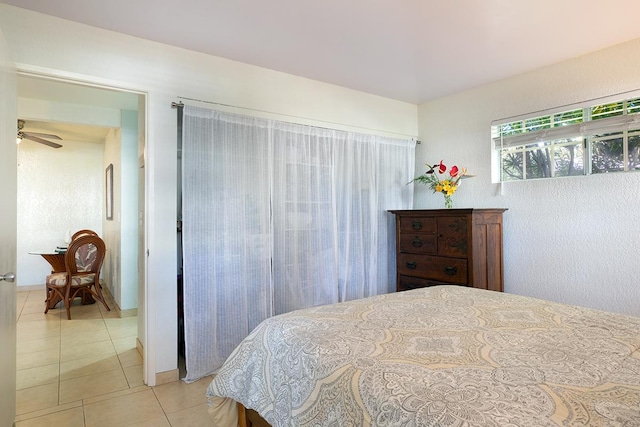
[[409, 160, 471, 206]]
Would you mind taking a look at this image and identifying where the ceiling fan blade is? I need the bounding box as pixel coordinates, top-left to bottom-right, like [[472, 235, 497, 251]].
[[25, 135, 63, 149], [24, 131, 62, 140]]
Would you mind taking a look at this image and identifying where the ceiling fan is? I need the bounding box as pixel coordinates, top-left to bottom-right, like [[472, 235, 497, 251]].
[[17, 119, 63, 149]]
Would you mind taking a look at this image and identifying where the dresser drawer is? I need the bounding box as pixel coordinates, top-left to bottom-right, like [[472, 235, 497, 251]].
[[399, 216, 436, 233], [397, 275, 452, 291], [437, 216, 468, 257], [397, 253, 468, 284], [399, 233, 437, 254]]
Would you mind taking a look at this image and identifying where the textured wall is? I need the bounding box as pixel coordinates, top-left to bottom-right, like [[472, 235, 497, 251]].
[[17, 139, 103, 286], [102, 128, 121, 304], [417, 38, 640, 317], [100, 112, 139, 312]]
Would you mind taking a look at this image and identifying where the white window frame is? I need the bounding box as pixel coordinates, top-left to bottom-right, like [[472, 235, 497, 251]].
[[493, 90, 640, 182]]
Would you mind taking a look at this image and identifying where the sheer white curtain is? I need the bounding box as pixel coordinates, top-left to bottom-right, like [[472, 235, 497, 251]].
[[334, 133, 416, 301], [271, 123, 342, 313], [182, 105, 415, 380], [182, 107, 273, 381]]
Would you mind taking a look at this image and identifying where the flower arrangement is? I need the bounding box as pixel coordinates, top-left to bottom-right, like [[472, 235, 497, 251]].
[[410, 160, 468, 208]]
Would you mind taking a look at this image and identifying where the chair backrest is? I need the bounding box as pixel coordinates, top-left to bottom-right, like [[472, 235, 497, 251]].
[[71, 229, 99, 241], [64, 234, 106, 276]]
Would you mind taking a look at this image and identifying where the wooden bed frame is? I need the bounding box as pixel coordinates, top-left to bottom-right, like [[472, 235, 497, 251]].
[[238, 403, 271, 427]]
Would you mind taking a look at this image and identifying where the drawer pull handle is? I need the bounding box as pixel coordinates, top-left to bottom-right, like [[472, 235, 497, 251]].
[[444, 266, 457, 275], [411, 236, 423, 247], [411, 220, 422, 230], [406, 261, 417, 269]]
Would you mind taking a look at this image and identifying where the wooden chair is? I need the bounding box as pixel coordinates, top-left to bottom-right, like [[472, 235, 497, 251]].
[[71, 229, 99, 240], [44, 234, 110, 319]]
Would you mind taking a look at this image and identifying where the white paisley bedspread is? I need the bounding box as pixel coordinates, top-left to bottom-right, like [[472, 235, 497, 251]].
[[206, 286, 640, 426]]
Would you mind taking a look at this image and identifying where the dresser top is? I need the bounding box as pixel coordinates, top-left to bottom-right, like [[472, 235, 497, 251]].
[[388, 208, 507, 215]]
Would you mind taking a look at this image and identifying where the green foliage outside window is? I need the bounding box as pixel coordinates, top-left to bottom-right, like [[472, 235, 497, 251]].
[[496, 97, 640, 180]]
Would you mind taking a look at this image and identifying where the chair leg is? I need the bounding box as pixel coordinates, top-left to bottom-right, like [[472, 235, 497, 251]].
[[92, 283, 111, 311], [64, 286, 72, 320], [44, 287, 50, 314], [45, 287, 64, 314]]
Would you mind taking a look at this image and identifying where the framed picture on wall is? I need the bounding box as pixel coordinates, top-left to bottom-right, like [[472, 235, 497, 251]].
[[106, 163, 113, 220]]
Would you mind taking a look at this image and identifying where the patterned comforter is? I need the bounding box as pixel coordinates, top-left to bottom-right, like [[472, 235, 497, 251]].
[[206, 286, 640, 426]]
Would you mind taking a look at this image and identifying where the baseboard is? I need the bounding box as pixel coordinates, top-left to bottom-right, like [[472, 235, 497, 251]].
[[156, 369, 179, 385], [136, 337, 144, 358], [135, 339, 176, 388], [119, 308, 138, 317], [16, 284, 45, 292], [99, 284, 138, 318]]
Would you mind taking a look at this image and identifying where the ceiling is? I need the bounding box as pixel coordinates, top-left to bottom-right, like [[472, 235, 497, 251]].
[[18, 75, 140, 111], [19, 119, 110, 145], [4, 0, 640, 104], [17, 74, 140, 145]]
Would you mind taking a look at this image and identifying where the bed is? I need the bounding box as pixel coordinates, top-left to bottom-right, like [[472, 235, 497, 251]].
[[206, 285, 640, 426]]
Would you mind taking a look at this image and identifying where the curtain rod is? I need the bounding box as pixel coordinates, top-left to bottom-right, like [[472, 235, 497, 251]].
[[170, 96, 417, 141]]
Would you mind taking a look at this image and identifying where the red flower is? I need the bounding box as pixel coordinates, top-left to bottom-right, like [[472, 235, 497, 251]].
[[450, 165, 459, 178], [438, 160, 446, 174]]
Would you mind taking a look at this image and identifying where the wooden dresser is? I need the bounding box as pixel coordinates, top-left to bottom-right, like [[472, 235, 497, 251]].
[[389, 209, 507, 292]]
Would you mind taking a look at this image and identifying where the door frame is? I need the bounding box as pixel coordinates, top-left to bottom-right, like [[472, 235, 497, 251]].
[[0, 24, 17, 427], [15, 67, 151, 384]]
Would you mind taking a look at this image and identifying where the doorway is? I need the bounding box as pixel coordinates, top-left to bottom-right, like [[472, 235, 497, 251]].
[[15, 73, 147, 375]]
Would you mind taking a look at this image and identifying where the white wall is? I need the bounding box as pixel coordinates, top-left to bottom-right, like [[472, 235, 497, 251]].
[[103, 128, 121, 302], [137, 100, 146, 352], [17, 139, 103, 286], [416, 38, 640, 317], [121, 110, 139, 311], [0, 4, 418, 383], [99, 111, 139, 312]]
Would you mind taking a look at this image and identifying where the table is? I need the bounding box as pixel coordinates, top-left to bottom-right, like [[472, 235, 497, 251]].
[[29, 251, 65, 273]]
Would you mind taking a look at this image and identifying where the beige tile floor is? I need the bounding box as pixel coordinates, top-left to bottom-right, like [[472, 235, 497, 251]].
[[15, 289, 213, 427]]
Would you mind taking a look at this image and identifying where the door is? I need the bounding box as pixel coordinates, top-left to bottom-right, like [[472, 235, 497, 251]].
[[0, 27, 17, 427]]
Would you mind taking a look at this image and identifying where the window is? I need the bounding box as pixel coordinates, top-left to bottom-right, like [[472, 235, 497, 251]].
[[493, 93, 640, 181]]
